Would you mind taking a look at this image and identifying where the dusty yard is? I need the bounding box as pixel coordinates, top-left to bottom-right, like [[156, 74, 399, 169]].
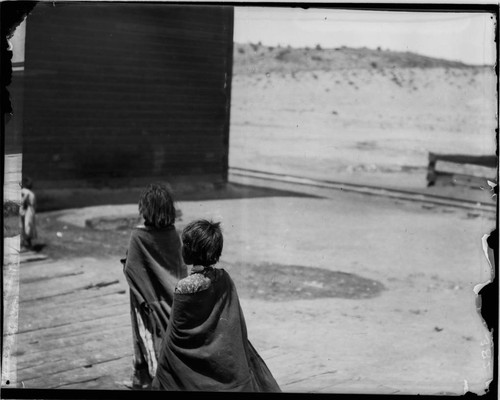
[[30, 181, 494, 395]]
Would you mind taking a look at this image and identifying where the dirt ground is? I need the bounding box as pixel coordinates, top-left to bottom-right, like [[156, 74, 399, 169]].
[[229, 65, 496, 192], [33, 181, 495, 395]]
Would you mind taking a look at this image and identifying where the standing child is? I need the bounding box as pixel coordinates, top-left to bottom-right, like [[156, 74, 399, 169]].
[[153, 219, 281, 392], [122, 183, 187, 389], [19, 177, 37, 250]]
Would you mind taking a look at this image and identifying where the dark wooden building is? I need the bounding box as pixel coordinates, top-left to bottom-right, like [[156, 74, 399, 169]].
[[16, 2, 233, 192]]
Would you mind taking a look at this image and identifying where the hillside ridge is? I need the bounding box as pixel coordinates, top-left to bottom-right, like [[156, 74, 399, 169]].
[[233, 42, 491, 75]]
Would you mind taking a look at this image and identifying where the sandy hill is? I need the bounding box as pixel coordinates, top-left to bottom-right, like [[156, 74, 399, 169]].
[[233, 43, 488, 75], [229, 43, 496, 193]]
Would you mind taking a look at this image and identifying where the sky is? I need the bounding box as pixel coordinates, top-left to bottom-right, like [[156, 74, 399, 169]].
[[234, 7, 497, 66]]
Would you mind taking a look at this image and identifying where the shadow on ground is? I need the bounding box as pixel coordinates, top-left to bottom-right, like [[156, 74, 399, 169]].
[[35, 182, 320, 212], [222, 261, 385, 301]]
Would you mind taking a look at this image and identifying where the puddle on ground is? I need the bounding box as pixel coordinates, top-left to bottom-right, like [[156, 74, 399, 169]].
[[221, 261, 385, 301]]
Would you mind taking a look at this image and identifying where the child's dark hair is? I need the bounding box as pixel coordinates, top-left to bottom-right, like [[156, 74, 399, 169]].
[[138, 183, 176, 228], [181, 219, 223, 267], [21, 177, 33, 190]]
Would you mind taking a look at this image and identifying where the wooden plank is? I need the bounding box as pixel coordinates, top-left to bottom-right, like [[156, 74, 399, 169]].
[[24, 98, 228, 114], [24, 116, 227, 130], [30, 47, 228, 69], [18, 286, 128, 313], [21, 356, 132, 389], [20, 279, 122, 304], [16, 317, 131, 366], [22, 163, 225, 180], [24, 106, 226, 120], [27, 125, 228, 136], [429, 153, 497, 168], [19, 278, 127, 305], [16, 307, 129, 343], [20, 252, 49, 263], [2, 237, 21, 386], [18, 291, 129, 332], [19, 258, 125, 296], [23, 97, 228, 112], [16, 317, 130, 360], [25, 78, 227, 95], [17, 332, 132, 382], [18, 257, 97, 276], [23, 87, 227, 103]]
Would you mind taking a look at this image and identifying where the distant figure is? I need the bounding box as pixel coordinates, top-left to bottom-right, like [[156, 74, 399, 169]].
[[152, 219, 281, 392], [122, 183, 187, 389], [19, 177, 37, 250]]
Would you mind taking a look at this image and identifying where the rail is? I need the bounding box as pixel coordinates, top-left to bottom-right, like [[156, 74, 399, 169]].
[[229, 166, 496, 213]]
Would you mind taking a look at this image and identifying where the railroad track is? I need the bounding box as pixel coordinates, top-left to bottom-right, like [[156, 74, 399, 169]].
[[229, 167, 497, 214]]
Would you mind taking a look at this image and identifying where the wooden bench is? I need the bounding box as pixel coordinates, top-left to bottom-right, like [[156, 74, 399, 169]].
[[426, 153, 497, 188]]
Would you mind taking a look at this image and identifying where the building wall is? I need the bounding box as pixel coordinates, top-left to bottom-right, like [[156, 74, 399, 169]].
[[22, 3, 233, 189]]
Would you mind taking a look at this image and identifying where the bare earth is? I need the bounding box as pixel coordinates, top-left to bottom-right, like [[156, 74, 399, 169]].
[[19, 182, 491, 395]]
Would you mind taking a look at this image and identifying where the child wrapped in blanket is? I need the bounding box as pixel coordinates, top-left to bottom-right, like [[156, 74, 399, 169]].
[[19, 177, 37, 250], [122, 183, 187, 389], [153, 219, 281, 392]]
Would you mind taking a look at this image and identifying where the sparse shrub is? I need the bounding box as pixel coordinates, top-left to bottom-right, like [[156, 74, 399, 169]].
[[250, 43, 259, 52], [370, 61, 378, 69], [312, 73, 318, 79], [275, 49, 291, 61], [377, 46, 382, 51], [312, 55, 322, 61], [269, 47, 274, 51], [391, 76, 402, 87], [238, 48, 245, 54], [315, 44, 322, 50]]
